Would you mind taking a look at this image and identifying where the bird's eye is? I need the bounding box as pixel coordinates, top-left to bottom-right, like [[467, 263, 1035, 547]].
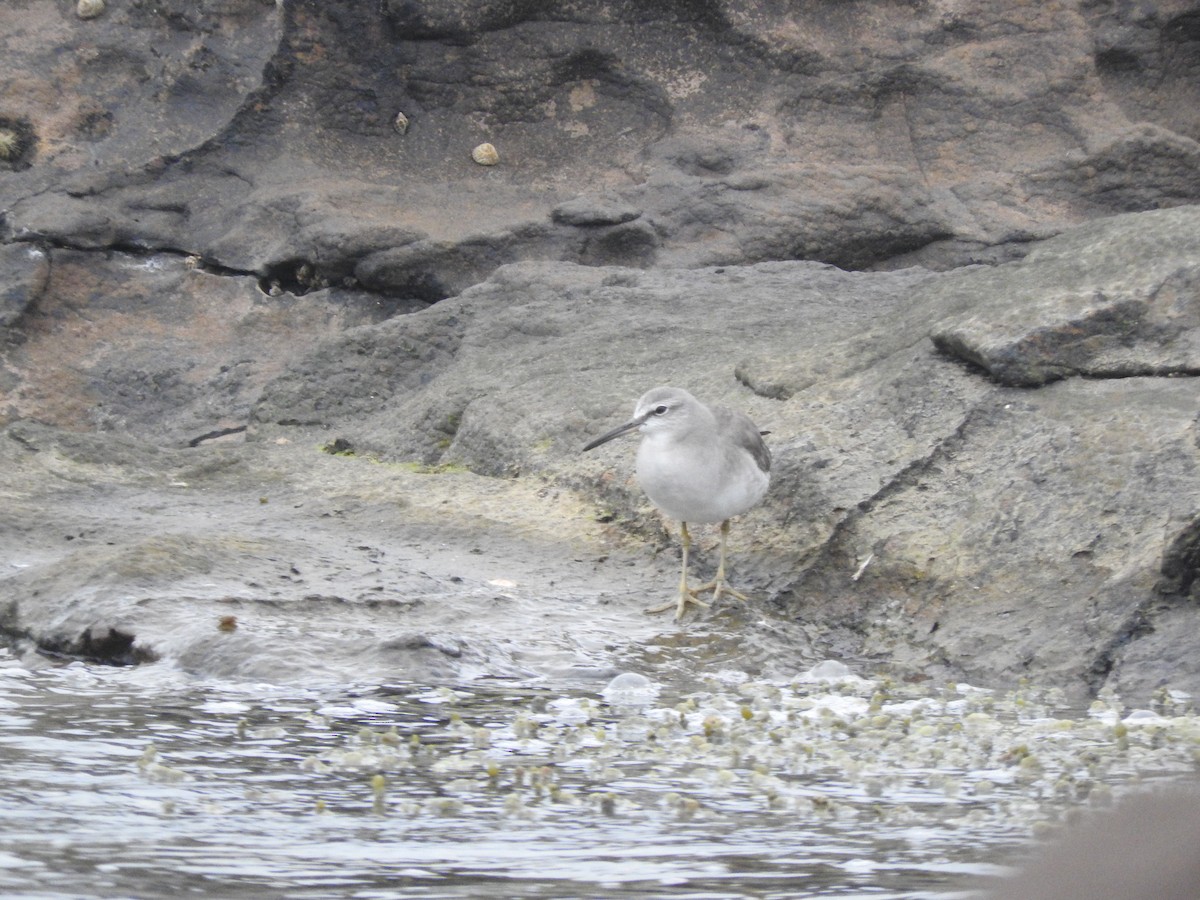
[[653, 405, 669, 415]]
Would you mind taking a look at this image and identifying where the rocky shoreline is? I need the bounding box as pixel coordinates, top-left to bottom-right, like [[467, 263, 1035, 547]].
[[2, 0, 1198, 701]]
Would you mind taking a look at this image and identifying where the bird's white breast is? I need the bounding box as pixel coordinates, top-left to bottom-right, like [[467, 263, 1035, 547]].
[[636, 430, 768, 524]]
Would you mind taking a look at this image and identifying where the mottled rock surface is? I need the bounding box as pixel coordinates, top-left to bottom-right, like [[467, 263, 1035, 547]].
[[1, 0, 1199, 701], [5, 0, 1200, 284], [245, 208, 1200, 699]]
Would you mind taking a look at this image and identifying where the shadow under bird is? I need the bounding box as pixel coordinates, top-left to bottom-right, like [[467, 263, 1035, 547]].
[[582, 386, 771, 620]]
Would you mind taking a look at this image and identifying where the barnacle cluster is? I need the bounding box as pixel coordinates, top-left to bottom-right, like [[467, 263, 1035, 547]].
[[0, 128, 19, 161], [295, 664, 1200, 840], [2, 651, 1181, 892], [0, 120, 33, 168]]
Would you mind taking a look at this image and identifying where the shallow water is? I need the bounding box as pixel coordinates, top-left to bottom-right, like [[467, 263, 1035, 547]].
[[2, 648, 1198, 900]]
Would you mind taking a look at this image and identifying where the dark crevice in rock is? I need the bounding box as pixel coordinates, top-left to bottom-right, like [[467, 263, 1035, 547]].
[[1079, 367, 1200, 380], [933, 335, 1200, 387], [1165, 10, 1200, 42], [2, 236, 416, 307], [355, 264, 455, 305], [931, 268, 1200, 387], [189, 254, 258, 279], [14, 235, 440, 310], [1094, 47, 1142, 76], [187, 425, 248, 448], [929, 338, 1018, 386], [7, 234, 234, 270], [1085, 607, 1154, 694], [872, 235, 1039, 272], [1158, 517, 1200, 599], [14, 221, 990, 309], [828, 229, 959, 273], [257, 258, 337, 297]]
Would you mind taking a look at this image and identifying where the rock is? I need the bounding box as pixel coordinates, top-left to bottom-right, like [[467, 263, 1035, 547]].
[[0, 0, 282, 199], [841, 375, 1199, 698], [1, 419, 778, 684], [0, 249, 421, 444], [551, 197, 643, 227], [931, 207, 1200, 386], [75, 0, 104, 20], [4, 1, 1200, 280], [353, 234, 527, 302], [247, 208, 1200, 700]]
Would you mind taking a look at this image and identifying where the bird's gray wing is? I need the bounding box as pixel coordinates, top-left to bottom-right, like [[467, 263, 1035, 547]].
[[714, 406, 771, 474]]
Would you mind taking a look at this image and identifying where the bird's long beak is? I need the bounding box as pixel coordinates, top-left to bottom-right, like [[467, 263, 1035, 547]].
[[582, 414, 647, 452]]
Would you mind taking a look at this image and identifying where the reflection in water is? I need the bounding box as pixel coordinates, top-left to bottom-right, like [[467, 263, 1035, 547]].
[[1, 648, 1198, 899]]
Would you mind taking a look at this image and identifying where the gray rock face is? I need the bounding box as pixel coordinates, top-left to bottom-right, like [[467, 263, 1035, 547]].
[[1, 1, 1199, 701], [4, 0, 1200, 283], [244, 208, 1200, 699], [931, 208, 1200, 386], [0, 249, 423, 445]]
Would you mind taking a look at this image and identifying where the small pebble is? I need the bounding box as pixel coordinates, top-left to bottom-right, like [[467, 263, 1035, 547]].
[[76, 0, 105, 19], [471, 143, 499, 166]]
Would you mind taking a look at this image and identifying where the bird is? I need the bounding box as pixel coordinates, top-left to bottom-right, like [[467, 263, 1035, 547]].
[[582, 386, 771, 621]]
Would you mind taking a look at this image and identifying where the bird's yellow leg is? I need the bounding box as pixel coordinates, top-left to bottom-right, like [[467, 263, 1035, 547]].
[[688, 520, 751, 605], [646, 522, 710, 620]]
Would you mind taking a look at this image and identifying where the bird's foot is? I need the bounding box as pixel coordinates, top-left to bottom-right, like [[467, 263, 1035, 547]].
[[646, 579, 752, 621], [689, 578, 751, 606], [646, 590, 710, 622]]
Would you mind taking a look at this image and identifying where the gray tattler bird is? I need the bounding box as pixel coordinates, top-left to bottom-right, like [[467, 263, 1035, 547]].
[[583, 386, 770, 620]]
